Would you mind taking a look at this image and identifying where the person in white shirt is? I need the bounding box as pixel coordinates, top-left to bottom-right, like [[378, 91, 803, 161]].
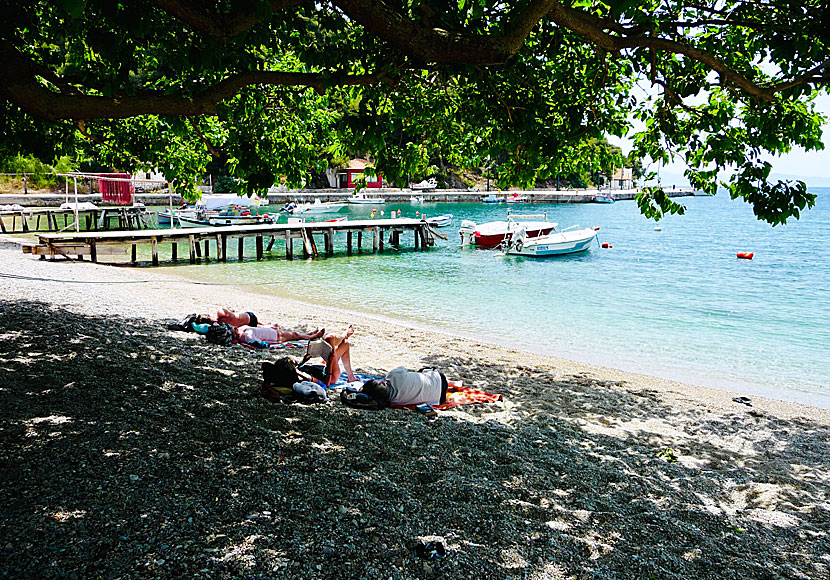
[[360, 367, 448, 407]]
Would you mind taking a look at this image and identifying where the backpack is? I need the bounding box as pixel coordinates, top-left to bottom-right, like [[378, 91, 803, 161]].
[[205, 323, 233, 346], [260, 358, 300, 402]]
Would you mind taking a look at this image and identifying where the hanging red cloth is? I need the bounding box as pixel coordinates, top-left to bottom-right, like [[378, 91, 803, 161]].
[[98, 173, 134, 205]]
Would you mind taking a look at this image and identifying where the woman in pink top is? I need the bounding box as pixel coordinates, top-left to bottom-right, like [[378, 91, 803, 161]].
[[233, 324, 324, 344]]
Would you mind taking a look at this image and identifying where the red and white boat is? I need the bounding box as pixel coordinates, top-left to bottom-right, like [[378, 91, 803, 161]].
[[459, 212, 555, 247]]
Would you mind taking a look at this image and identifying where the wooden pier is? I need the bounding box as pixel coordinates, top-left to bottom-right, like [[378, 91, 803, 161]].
[[25, 218, 440, 265], [0, 206, 153, 234]]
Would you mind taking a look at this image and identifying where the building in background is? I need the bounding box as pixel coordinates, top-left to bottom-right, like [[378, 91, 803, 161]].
[[335, 158, 384, 189]]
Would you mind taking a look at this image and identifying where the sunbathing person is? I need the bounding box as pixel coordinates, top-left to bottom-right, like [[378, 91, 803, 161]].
[[187, 309, 259, 328], [360, 367, 448, 407], [299, 325, 358, 386], [232, 324, 325, 345], [214, 307, 260, 327]]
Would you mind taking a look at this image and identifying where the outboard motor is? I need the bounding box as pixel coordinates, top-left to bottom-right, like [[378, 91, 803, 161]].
[[459, 220, 477, 246]]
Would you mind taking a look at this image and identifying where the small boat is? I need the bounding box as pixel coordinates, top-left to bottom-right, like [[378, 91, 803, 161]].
[[289, 216, 348, 224], [292, 200, 348, 214], [349, 194, 386, 204], [459, 212, 556, 247], [592, 191, 615, 203], [505, 193, 529, 204], [410, 177, 437, 191], [208, 215, 271, 226], [158, 207, 200, 225], [60, 201, 99, 211], [176, 213, 211, 227], [174, 205, 273, 227], [482, 193, 505, 203], [425, 214, 453, 228], [503, 224, 598, 257]]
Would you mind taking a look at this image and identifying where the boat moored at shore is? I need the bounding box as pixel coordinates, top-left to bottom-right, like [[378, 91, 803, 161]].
[[459, 212, 555, 247], [502, 224, 598, 257]]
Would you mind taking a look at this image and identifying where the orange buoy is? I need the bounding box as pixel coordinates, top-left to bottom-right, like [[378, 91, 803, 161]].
[[601, 242, 612, 249], [737, 251, 754, 260]]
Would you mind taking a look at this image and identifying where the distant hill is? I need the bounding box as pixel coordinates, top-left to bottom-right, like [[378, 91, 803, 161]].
[[769, 173, 830, 187], [642, 170, 830, 189]]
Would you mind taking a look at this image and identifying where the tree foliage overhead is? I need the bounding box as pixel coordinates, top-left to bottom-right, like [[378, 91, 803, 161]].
[[1, 0, 827, 222]]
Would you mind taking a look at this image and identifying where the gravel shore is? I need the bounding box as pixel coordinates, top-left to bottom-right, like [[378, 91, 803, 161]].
[[1, 239, 828, 579]]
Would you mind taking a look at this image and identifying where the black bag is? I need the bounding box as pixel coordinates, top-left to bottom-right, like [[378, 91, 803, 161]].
[[205, 323, 233, 346], [167, 313, 197, 332], [261, 358, 301, 403]]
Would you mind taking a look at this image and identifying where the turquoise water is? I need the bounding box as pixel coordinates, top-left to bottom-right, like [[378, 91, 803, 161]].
[[153, 189, 830, 408]]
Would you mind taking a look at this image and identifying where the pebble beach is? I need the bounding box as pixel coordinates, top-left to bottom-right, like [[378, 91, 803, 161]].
[[1, 237, 828, 579]]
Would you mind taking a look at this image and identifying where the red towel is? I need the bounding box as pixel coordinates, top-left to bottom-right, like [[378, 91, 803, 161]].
[[436, 384, 502, 409], [396, 385, 502, 411], [99, 173, 134, 205]]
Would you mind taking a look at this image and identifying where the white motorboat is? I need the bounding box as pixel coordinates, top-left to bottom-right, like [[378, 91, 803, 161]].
[[60, 201, 99, 211], [175, 213, 211, 227], [459, 212, 556, 247], [349, 193, 386, 204], [161, 193, 265, 225], [410, 177, 437, 191], [208, 215, 270, 226], [592, 191, 615, 203], [425, 214, 453, 227], [287, 216, 348, 224], [503, 224, 598, 257], [292, 200, 348, 214], [482, 193, 505, 203], [173, 205, 273, 227], [158, 207, 200, 225]]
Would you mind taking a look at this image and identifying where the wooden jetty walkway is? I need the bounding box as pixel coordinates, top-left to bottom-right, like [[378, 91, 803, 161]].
[[1, 206, 152, 234], [25, 218, 440, 265]]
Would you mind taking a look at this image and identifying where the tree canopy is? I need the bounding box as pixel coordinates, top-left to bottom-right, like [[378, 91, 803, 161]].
[[1, 0, 827, 223]]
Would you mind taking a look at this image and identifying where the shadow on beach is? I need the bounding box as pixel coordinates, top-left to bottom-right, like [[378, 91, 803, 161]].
[[1, 299, 828, 579]]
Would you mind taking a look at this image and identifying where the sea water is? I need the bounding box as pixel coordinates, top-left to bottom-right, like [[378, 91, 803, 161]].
[[153, 188, 830, 408]]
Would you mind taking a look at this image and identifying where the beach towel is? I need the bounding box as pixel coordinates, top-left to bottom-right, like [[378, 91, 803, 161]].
[[237, 339, 308, 351], [434, 384, 503, 410]]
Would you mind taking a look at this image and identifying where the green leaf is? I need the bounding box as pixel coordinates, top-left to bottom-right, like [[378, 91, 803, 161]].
[[55, 0, 86, 18]]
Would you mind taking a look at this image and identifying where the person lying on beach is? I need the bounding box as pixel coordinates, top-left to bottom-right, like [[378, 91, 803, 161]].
[[181, 309, 260, 329], [214, 307, 260, 327], [232, 324, 325, 346], [360, 367, 448, 407], [298, 325, 359, 387]]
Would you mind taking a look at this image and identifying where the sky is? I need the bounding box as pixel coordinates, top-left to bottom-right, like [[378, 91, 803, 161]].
[[608, 93, 830, 187]]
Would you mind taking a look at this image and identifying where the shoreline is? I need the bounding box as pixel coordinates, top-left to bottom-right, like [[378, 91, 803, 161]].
[[2, 236, 829, 579], [2, 235, 827, 424], [164, 245, 830, 415]]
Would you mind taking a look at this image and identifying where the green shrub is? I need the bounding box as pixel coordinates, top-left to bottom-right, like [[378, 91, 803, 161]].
[[213, 175, 239, 193]]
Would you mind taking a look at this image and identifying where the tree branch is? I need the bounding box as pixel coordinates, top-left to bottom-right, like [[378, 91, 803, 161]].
[[151, 0, 306, 40], [546, 2, 826, 102], [0, 43, 388, 120], [546, 4, 773, 100], [333, 0, 555, 66], [189, 118, 221, 158]]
